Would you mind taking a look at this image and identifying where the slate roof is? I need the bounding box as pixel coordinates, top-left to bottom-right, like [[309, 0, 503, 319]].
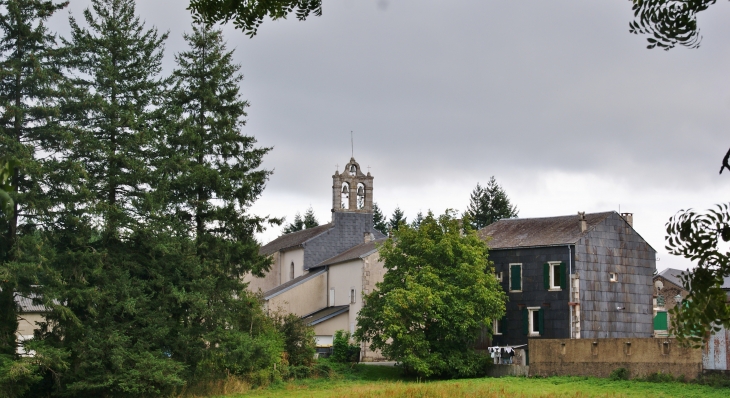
[[259, 223, 333, 256], [655, 267, 730, 290], [317, 238, 386, 267], [655, 268, 686, 289], [478, 212, 614, 249], [263, 268, 327, 300], [14, 293, 48, 313], [301, 305, 349, 326]]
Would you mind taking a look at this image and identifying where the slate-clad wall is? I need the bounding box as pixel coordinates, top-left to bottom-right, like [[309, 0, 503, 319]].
[[576, 212, 655, 338], [303, 212, 385, 270], [491, 246, 573, 346]]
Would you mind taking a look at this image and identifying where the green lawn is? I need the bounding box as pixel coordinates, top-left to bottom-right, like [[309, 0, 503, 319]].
[[225, 364, 730, 398]]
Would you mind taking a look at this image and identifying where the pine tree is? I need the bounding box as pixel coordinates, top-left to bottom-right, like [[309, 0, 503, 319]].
[[154, 23, 280, 379], [283, 212, 304, 234], [0, 0, 68, 360], [282, 206, 318, 234], [410, 211, 424, 229], [40, 1, 187, 394], [388, 206, 407, 232], [465, 176, 518, 230], [373, 202, 387, 235], [302, 206, 318, 229]]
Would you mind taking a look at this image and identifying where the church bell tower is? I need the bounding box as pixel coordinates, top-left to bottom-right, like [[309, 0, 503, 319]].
[[332, 158, 373, 215]]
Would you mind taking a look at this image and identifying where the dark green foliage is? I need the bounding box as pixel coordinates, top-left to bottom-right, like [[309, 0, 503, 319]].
[[331, 330, 359, 363], [188, 0, 322, 37], [283, 206, 318, 234], [410, 211, 424, 229], [388, 206, 407, 232], [0, 0, 68, 372], [356, 210, 506, 378], [373, 202, 387, 235], [275, 313, 316, 367], [464, 176, 518, 230], [609, 367, 630, 381], [629, 0, 717, 50], [642, 371, 675, 383], [665, 204, 730, 346]]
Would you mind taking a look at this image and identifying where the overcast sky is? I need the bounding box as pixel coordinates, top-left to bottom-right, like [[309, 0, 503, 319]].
[[48, 1, 730, 272]]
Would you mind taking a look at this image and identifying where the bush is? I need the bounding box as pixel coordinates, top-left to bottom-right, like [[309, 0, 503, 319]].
[[695, 372, 730, 388], [609, 367, 630, 381], [643, 371, 675, 383], [274, 313, 317, 366], [331, 330, 360, 363]]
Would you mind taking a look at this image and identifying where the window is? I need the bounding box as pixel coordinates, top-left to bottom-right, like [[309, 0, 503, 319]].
[[493, 318, 503, 335], [654, 311, 668, 331], [329, 288, 335, 306], [524, 307, 543, 336], [609, 272, 618, 282], [350, 288, 356, 304], [509, 264, 522, 292], [340, 183, 350, 209], [544, 262, 565, 290], [290, 262, 295, 281]]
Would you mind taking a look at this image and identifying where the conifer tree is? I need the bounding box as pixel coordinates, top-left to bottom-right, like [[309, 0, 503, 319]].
[[0, 0, 68, 360], [388, 206, 407, 232], [154, 24, 281, 379], [282, 206, 318, 234], [40, 1, 188, 394], [373, 202, 387, 235], [465, 176, 518, 230]]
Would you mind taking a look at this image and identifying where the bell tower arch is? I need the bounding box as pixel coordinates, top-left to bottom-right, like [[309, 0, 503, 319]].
[[332, 158, 373, 215]]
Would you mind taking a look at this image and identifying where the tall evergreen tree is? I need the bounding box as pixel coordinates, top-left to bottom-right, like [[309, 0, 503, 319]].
[[388, 206, 407, 232], [39, 1, 188, 395], [154, 24, 281, 380], [464, 176, 518, 230], [282, 206, 318, 234], [373, 202, 387, 235], [410, 211, 424, 229], [0, 0, 68, 360]]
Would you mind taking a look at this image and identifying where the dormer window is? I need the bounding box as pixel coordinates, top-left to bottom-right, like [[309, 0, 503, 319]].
[[340, 183, 350, 209], [356, 184, 365, 209], [349, 164, 357, 176]]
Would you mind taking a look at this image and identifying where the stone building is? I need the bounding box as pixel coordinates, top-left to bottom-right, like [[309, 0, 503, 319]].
[[479, 211, 656, 346], [245, 157, 387, 359]]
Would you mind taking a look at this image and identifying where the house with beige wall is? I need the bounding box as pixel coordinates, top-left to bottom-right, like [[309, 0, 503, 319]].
[[246, 157, 387, 360]]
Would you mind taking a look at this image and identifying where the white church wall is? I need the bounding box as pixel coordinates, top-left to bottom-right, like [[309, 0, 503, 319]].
[[267, 271, 327, 317]]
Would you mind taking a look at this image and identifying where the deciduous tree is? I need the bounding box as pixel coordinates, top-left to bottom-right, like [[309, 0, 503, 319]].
[[355, 210, 506, 378]]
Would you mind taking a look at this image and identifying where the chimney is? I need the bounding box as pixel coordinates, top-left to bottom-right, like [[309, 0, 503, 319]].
[[364, 232, 374, 243], [621, 213, 633, 228], [578, 212, 587, 232]]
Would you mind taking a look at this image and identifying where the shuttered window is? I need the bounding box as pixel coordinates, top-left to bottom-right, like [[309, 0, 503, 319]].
[[510, 264, 522, 292], [654, 311, 668, 331]]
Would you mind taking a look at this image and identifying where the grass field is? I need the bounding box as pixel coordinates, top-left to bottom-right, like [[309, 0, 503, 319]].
[[225, 364, 730, 398]]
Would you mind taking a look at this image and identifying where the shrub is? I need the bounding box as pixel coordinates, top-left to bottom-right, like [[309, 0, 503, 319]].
[[331, 330, 360, 363], [274, 313, 317, 366], [609, 367, 630, 381], [643, 371, 675, 383]]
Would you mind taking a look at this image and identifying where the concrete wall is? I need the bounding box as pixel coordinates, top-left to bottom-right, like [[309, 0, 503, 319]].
[[529, 338, 702, 379], [576, 213, 656, 339], [267, 271, 327, 316], [245, 251, 282, 294], [313, 311, 349, 336], [328, 259, 362, 335], [280, 248, 305, 283], [17, 313, 44, 337], [490, 246, 572, 346]]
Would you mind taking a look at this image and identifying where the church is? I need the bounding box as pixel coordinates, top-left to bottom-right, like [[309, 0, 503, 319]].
[[245, 157, 387, 360]]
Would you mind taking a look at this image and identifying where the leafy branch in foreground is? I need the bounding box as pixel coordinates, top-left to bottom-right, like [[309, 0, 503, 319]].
[[629, 0, 718, 50], [665, 203, 730, 346], [188, 0, 322, 37]]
